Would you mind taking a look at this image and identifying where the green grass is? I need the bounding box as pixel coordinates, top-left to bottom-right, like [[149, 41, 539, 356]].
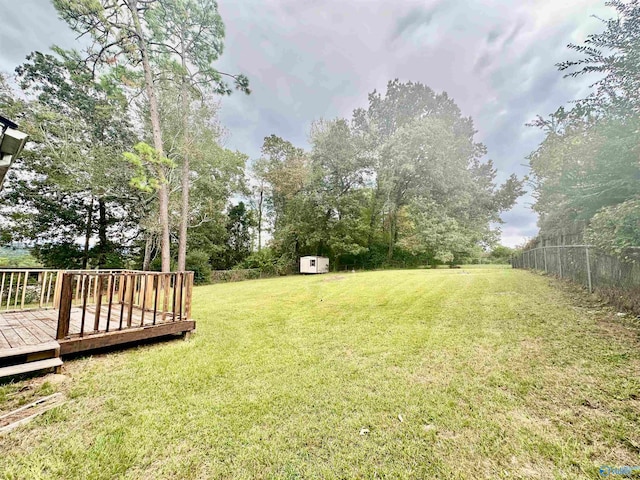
[[1, 268, 639, 479]]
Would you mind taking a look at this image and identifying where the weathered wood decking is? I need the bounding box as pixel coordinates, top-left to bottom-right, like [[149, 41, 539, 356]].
[[0, 269, 195, 379]]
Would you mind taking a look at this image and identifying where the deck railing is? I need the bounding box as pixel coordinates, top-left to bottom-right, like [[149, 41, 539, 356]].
[[55, 270, 194, 339], [0, 268, 194, 340], [0, 269, 62, 311]]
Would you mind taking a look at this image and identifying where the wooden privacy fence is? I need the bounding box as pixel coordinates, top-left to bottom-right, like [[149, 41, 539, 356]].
[[56, 270, 193, 339]]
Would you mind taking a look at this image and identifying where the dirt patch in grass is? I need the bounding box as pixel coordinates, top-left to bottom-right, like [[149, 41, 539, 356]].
[[323, 275, 346, 282]]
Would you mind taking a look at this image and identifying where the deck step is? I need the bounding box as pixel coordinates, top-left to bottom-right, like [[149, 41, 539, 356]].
[[0, 341, 60, 360], [0, 357, 63, 380], [0, 341, 60, 368]]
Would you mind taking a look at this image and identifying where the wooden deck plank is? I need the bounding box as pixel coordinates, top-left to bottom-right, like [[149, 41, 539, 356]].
[[31, 322, 57, 340], [18, 318, 52, 343], [0, 331, 10, 349], [2, 328, 25, 348], [11, 326, 41, 346]]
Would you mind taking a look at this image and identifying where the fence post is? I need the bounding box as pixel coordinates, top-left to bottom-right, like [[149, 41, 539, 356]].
[[534, 249, 538, 270], [543, 247, 548, 273], [585, 246, 593, 293], [557, 246, 562, 278]]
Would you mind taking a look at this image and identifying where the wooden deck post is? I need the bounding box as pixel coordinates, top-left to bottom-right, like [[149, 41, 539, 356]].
[[56, 273, 74, 340], [184, 272, 193, 320]]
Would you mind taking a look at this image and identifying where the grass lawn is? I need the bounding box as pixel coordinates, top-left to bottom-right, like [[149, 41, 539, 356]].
[[1, 267, 639, 479]]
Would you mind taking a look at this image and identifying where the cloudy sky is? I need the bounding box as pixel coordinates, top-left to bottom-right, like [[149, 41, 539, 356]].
[[0, 0, 612, 247]]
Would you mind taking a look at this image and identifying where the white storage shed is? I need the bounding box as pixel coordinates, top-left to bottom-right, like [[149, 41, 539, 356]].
[[300, 256, 329, 274]]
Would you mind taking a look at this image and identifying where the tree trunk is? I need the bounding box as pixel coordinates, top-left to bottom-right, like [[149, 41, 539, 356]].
[[129, 0, 171, 272], [257, 186, 263, 251], [143, 234, 153, 271], [82, 198, 94, 269], [367, 182, 382, 249], [177, 41, 190, 272], [97, 198, 108, 268], [387, 209, 396, 261]]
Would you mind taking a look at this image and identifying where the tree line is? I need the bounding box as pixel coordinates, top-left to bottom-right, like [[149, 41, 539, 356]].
[[248, 81, 523, 271], [0, 0, 525, 279], [527, 0, 640, 257]]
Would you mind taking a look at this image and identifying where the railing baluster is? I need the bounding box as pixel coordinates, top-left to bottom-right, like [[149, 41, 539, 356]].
[[106, 273, 115, 332], [93, 275, 104, 332], [140, 274, 148, 327], [13, 272, 21, 309], [145, 275, 154, 310], [119, 274, 126, 330], [0, 272, 6, 310], [162, 274, 170, 323], [178, 272, 183, 321], [93, 274, 98, 306], [136, 275, 142, 307], [127, 273, 134, 327], [74, 275, 81, 305], [80, 274, 90, 337], [52, 271, 62, 309], [39, 271, 47, 308], [20, 270, 29, 309], [47, 272, 54, 306], [171, 273, 177, 322], [6, 272, 14, 311], [153, 275, 159, 325], [81, 275, 86, 308]]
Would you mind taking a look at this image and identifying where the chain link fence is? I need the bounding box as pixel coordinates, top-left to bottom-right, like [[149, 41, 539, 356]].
[[512, 245, 640, 314]]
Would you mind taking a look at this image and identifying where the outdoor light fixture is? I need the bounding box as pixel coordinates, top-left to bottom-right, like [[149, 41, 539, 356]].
[[0, 115, 28, 190]]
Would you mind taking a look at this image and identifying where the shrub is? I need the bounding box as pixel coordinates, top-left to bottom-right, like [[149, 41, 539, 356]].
[[587, 198, 640, 259], [185, 250, 212, 285], [239, 249, 283, 275]]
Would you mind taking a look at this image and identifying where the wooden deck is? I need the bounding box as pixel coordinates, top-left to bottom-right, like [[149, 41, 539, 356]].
[[0, 269, 195, 379], [0, 305, 194, 357]]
